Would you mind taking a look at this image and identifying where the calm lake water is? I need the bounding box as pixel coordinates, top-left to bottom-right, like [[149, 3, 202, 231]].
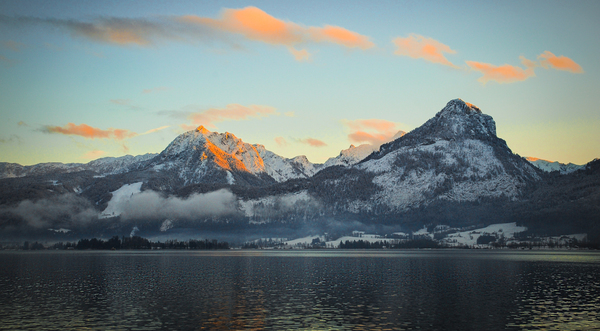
[[1, 250, 599, 330]]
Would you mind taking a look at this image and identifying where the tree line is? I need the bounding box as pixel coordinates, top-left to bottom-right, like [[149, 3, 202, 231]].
[[8, 236, 229, 250]]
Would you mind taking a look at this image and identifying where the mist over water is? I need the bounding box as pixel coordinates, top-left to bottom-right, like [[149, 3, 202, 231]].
[[1, 250, 599, 330]]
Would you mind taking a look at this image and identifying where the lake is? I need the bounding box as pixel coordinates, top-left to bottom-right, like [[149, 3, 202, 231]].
[[1, 250, 599, 330]]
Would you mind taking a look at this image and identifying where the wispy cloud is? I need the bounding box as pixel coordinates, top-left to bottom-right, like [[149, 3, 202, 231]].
[[466, 61, 536, 84], [83, 150, 106, 160], [17, 121, 28, 127], [140, 125, 170, 135], [466, 51, 582, 84], [344, 119, 405, 147], [41, 123, 137, 140], [2, 40, 26, 51], [142, 86, 169, 94], [180, 6, 375, 56], [275, 136, 287, 147], [392, 34, 458, 68], [1, 7, 373, 60], [0, 134, 22, 144], [110, 98, 140, 110], [538, 51, 583, 73], [164, 104, 278, 129], [299, 137, 327, 147]]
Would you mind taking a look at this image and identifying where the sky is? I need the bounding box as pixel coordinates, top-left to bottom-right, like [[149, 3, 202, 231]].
[[1, 0, 599, 166]]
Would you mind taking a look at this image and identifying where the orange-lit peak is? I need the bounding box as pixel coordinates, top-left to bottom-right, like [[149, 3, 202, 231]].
[[457, 98, 481, 113], [204, 140, 249, 173], [525, 156, 551, 162], [196, 125, 211, 134]]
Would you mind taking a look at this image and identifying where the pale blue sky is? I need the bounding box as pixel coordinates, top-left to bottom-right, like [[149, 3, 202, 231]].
[[1, 0, 599, 165]]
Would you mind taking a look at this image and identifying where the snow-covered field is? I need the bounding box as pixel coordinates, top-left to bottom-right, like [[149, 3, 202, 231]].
[[99, 182, 143, 219], [440, 222, 527, 247]]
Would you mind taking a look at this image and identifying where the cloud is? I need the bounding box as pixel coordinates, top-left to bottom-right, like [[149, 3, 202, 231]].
[[119, 189, 238, 221], [110, 98, 132, 105], [17, 121, 27, 126], [466, 60, 535, 84], [142, 86, 169, 94], [140, 125, 170, 135], [2, 40, 26, 51], [0, 134, 22, 144], [2, 194, 97, 229], [180, 6, 374, 59], [538, 51, 583, 73], [299, 138, 327, 147], [184, 104, 278, 129], [288, 46, 311, 61], [110, 98, 140, 110], [83, 150, 107, 160], [275, 136, 287, 147], [41, 123, 137, 140], [308, 25, 375, 49], [2, 8, 373, 60], [392, 34, 458, 68], [344, 119, 405, 147], [0, 54, 13, 63]]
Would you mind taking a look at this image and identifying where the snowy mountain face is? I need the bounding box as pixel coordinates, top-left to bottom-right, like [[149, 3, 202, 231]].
[[323, 144, 378, 168], [253, 144, 321, 182], [0, 153, 156, 179], [525, 157, 583, 174], [317, 99, 542, 212], [146, 126, 322, 186]]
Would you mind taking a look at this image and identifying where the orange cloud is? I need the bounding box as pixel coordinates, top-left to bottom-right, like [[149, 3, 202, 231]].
[[188, 104, 278, 128], [300, 138, 327, 147], [288, 47, 311, 61], [392, 34, 458, 68], [309, 25, 375, 49], [181, 6, 374, 59], [466, 61, 535, 84], [59, 18, 171, 46], [42, 123, 137, 140], [344, 119, 405, 147], [83, 150, 107, 160], [275, 136, 287, 147], [142, 86, 169, 94], [5, 8, 372, 59], [538, 51, 583, 73]]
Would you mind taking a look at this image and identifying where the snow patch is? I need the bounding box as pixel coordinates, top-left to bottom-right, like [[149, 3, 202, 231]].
[[99, 182, 143, 219]]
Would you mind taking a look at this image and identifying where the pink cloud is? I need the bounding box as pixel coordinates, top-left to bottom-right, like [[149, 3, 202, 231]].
[[188, 104, 278, 128], [181, 6, 374, 60], [83, 150, 107, 160], [392, 34, 458, 68], [466, 61, 535, 84], [538, 51, 583, 73], [288, 47, 311, 61], [344, 119, 405, 147], [274, 136, 287, 147], [300, 138, 327, 147], [42, 123, 137, 140]]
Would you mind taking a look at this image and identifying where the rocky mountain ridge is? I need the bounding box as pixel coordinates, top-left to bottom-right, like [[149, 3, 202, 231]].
[[1, 99, 598, 242]]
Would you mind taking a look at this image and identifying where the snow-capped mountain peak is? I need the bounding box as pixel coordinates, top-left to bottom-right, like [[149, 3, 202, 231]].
[[525, 157, 583, 174]]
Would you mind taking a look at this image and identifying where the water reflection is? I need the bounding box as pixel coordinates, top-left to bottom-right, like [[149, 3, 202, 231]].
[[0, 250, 599, 330]]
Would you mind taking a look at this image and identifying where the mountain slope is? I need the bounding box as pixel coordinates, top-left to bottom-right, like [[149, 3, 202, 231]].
[[525, 157, 584, 174], [0, 154, 157, 179], [311, 99, 542, 213]]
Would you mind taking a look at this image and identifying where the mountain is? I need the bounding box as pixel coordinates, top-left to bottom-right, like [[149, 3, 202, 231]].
[[1, 99, 599, 243], [0, 153, 156, 179], [307, 99, 542, 214], [323, 131, 406, 168], [323, 144, 378, 168], [142, 126, 320, 187], [525, 157, 584, 174]]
